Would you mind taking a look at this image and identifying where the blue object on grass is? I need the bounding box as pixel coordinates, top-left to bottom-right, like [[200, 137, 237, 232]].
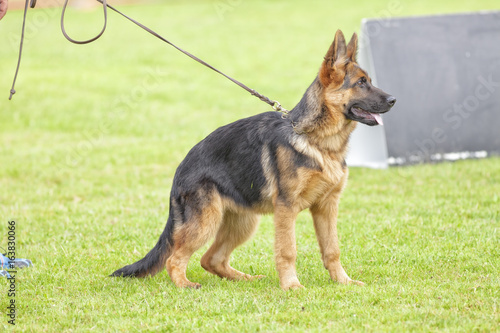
[[1, 253, 32, 278]]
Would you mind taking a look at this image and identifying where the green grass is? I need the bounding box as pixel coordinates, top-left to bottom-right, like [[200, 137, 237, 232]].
[[1, 0, 499, 331]]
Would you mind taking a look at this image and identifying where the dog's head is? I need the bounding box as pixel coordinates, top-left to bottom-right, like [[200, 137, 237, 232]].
[[319, 30, 396, 126]]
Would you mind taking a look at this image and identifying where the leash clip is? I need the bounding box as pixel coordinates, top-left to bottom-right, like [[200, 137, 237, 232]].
[[272, 100, 289, 115]]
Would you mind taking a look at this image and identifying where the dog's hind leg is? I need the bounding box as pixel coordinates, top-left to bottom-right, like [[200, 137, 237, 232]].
[[166, 191, 224, 289], [201, 211, 264, 281]]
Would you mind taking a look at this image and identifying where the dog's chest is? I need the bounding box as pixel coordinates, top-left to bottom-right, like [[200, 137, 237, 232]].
[[318, 153, 346, 184], [291, 153, 347, 211]]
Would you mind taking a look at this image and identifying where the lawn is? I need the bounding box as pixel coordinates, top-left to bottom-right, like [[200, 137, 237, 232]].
[[1, 0, 499, 331]]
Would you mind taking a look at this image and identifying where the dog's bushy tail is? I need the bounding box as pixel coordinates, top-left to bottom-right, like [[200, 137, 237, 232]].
[[110, 216, 175, 278]]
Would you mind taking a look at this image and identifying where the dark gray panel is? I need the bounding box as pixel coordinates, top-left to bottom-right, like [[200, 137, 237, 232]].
[[362, 11, 500, 164]]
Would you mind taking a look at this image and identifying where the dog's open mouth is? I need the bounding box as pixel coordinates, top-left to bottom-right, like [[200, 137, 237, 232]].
[[350, 107, 384, 126]]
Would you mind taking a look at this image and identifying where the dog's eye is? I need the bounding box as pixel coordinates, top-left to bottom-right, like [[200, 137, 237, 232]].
[[357, 77, 367, 86]]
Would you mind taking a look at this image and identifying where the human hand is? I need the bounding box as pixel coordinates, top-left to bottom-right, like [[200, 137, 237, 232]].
[[0, 0, 8, 20]]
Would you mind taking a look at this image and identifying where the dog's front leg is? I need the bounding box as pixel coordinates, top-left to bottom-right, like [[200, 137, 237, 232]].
[[310, 195, 364, 286], [274, 202, 303, 290]]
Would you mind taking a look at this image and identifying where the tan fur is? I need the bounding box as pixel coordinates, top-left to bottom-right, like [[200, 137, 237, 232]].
[[259, 144, 279, 212], [273, 202, 302, 289], [201, 211, 262, 281], [167, 189, 224, 288]]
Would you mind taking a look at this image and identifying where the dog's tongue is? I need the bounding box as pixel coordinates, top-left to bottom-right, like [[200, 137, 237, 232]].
[[351, 107, 384, 126], [372, 113, 383, 125]]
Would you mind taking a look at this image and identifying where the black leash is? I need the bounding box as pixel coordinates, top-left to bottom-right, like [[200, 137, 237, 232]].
[[9, 0, 289, 114]]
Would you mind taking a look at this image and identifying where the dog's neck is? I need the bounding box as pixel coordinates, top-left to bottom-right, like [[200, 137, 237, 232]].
[[289, 77, 357, 156]]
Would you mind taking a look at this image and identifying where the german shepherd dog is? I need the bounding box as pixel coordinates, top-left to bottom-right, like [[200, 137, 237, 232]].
[[112, 30, 396, 290]]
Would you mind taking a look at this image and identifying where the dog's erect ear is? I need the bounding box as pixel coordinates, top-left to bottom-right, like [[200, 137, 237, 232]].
[[346, 32, 358, 63], [319, 30, 348, 87], [324, 29, 347, 67]]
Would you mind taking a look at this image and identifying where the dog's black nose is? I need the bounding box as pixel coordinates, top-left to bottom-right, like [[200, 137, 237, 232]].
[[387, 96, 396, 107]]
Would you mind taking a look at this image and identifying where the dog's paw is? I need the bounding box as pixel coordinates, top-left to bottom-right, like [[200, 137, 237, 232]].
[[287, 283, 305, 290], [281, 280, 304, 290], [178, 282, 202, 289], [245, 274, 266, 281], [348, 279, 365, 286], [329, 268, 364, 286]]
